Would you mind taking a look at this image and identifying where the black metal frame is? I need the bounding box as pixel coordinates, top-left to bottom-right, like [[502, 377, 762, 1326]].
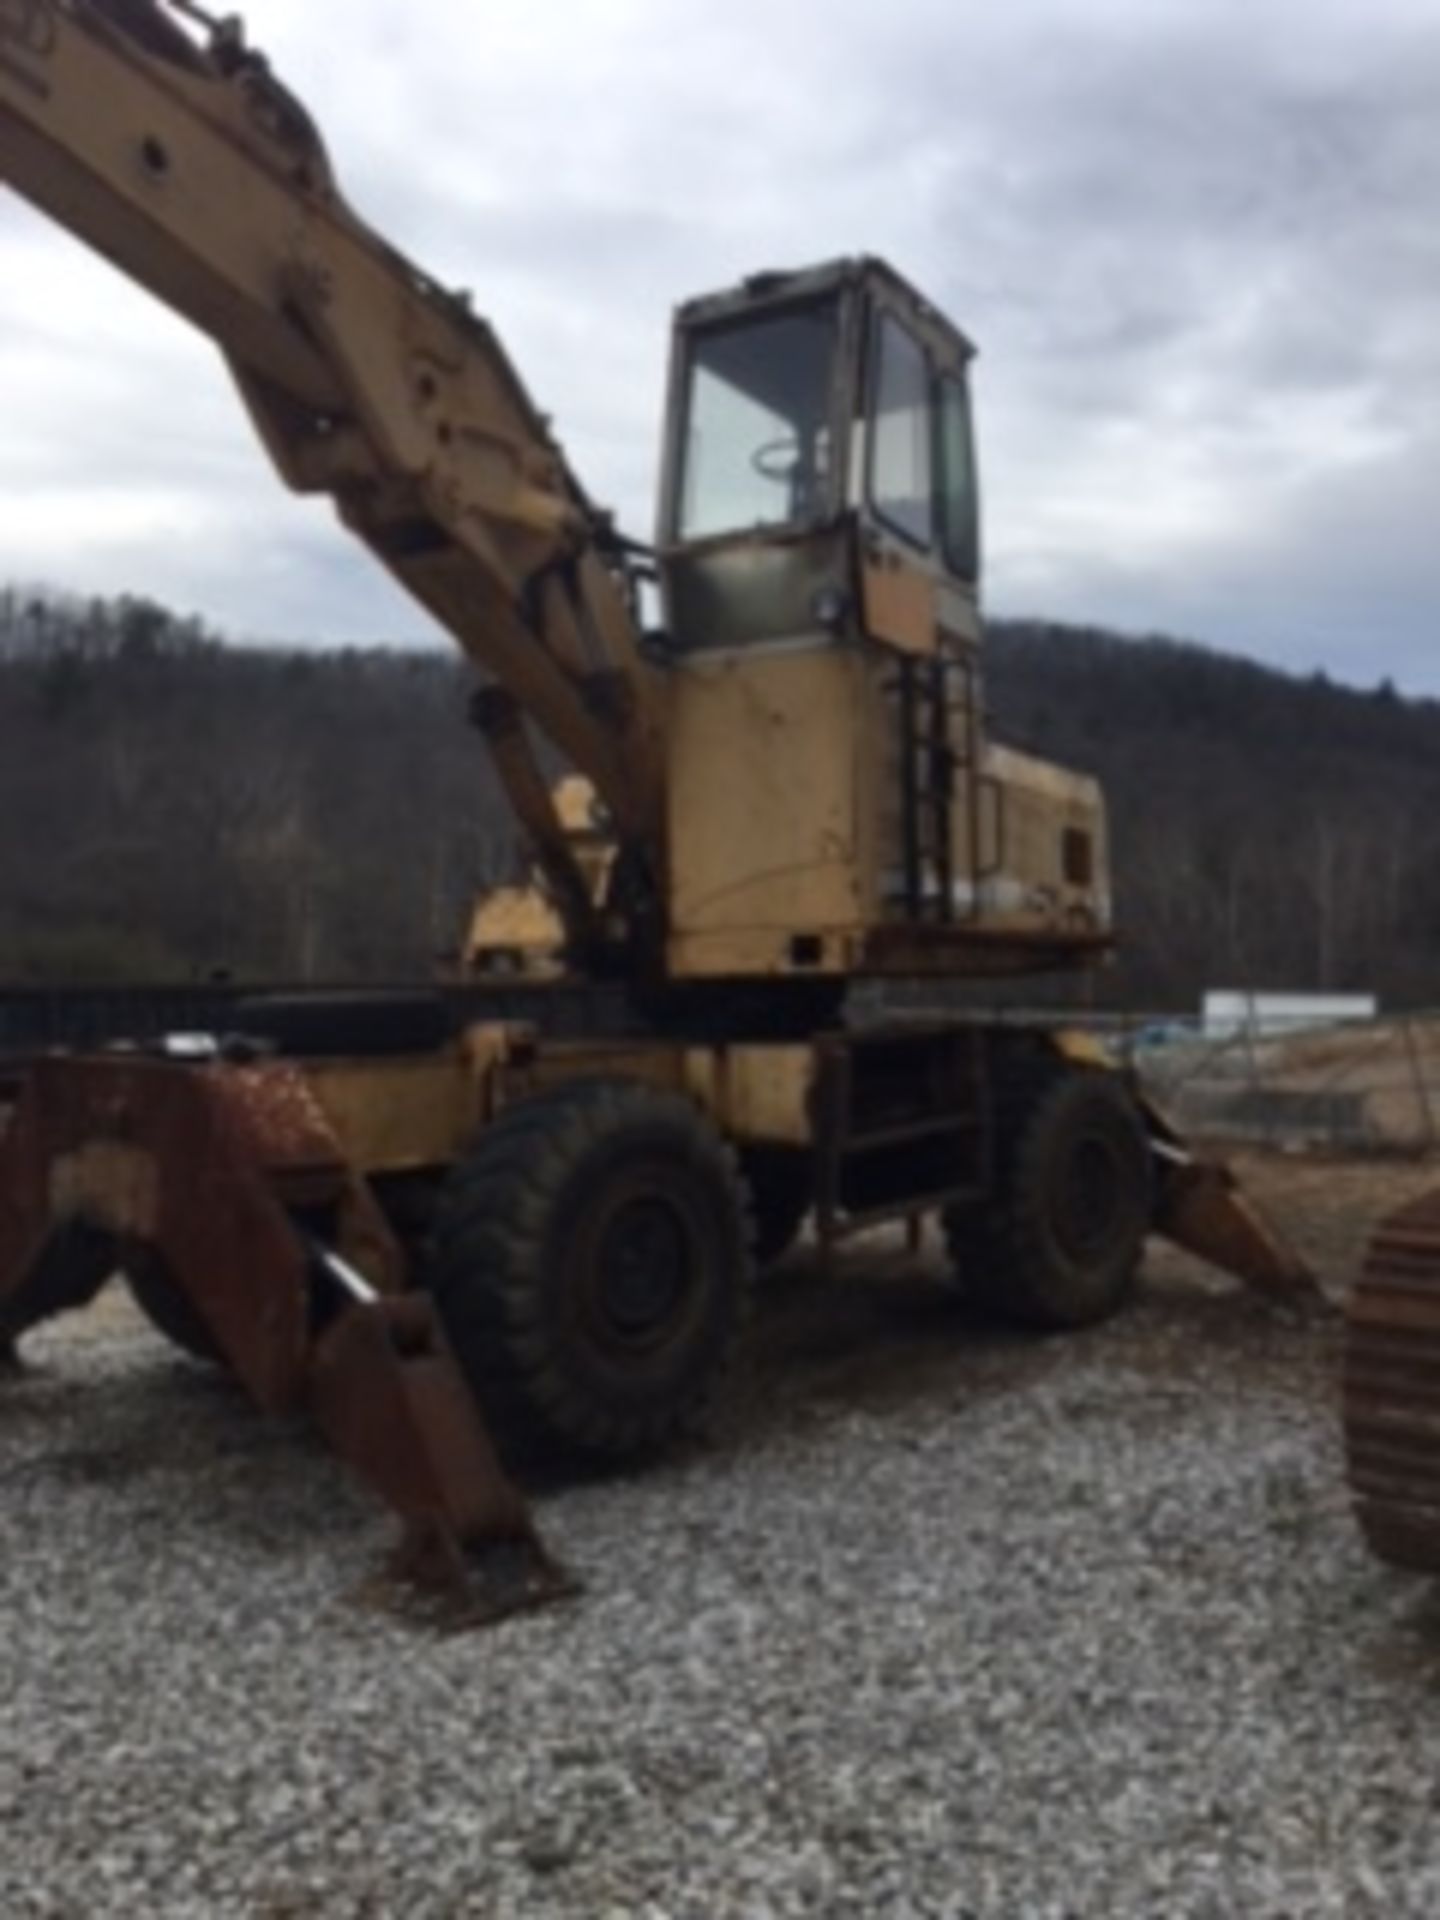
[[812, 1023, 990, 1247]]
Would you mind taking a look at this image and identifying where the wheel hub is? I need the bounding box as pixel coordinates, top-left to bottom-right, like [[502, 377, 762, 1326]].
[[595, 1195, 694, 1344], [1057, 1134, 1124, 1260]]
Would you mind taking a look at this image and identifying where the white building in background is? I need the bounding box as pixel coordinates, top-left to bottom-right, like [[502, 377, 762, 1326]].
[[1202, 990, 1378, 1041]]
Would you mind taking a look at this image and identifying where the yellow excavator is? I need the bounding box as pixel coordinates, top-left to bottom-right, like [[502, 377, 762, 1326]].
[[0, 0, 1313, 1617]]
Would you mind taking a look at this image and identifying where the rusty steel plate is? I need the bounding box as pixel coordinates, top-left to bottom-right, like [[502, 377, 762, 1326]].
[[1345, 1187, 1440, 1573]]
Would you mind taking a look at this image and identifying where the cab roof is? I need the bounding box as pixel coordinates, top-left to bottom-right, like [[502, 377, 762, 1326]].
[[674, 256, 977, 368]]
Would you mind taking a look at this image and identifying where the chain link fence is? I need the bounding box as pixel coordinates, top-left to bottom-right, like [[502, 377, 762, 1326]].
[[1111, 1013, 1440, 1156], [869, 986, 1440, 1157]]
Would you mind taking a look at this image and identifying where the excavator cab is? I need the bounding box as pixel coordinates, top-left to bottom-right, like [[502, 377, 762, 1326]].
[[660, 258, 979, 658], [655, 259, 1112, 985]]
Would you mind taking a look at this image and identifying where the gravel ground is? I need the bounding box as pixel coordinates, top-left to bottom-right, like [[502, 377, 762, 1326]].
[[5, 1156, 1440, 1916]]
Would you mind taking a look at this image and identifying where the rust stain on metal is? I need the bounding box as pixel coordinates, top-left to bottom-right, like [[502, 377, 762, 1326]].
[[0, 1056, 320, 1410], [1346, 1189, 1440, 1573], [1153, 1157, 1317, 1300], [224, 1062, 348, 1171], [311, 1292, 575, 1624], [0, 1051, 569, 1626], [48, 1139, 160, 1237]]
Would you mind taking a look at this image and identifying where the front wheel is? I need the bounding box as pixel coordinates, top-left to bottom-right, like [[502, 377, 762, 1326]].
[[429, 1080, 754, 1463], [945, 1065, 1152, 1329]]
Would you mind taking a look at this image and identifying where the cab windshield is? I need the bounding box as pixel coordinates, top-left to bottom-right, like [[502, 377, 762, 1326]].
[[676, 304, 838, 542]]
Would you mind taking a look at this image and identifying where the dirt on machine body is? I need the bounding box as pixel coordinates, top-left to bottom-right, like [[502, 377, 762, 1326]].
[[0, 0, 1316, 1614]]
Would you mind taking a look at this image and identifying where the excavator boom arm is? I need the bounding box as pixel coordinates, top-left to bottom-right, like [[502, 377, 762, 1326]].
[[0, 0, 665, 874]]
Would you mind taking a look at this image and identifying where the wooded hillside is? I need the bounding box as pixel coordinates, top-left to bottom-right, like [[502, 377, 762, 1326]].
[[987, 625, 1439, 1005], [1, 588, 1434, 1008]]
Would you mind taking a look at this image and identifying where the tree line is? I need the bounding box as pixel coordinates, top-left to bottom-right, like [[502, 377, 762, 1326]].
[[987, 623, 1439, 1007], [1, 587, 1435, 1009], [0, 589, 515, 984]]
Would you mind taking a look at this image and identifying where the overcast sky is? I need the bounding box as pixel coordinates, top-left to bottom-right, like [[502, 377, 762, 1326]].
[[2, 0, 1438, 686]]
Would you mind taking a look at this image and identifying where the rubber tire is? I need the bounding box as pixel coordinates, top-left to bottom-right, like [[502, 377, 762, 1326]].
[[429, 1079, 755, 1463], [945, 1066, 1151, 1329], [126, 1251, 223, 1365], [740, 1148, 813, 1268]]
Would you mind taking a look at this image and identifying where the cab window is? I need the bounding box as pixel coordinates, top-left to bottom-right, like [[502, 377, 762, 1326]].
[[870, 316, 933, 549], [938, 374, 980, 581], [677, 305, 838, 541]]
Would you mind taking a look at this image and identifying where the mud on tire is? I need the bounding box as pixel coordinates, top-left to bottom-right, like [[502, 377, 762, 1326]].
[[429, 1079, 755, 1463]]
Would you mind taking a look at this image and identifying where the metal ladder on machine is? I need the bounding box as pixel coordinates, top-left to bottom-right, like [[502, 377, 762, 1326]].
[[897, 648, 982, 925], [813, 652, 991, 1256]]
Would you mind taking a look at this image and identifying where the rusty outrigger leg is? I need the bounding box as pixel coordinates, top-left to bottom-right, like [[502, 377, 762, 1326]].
[[0, 1054, 573, 1624], [1141, 1102, 1318, 1300], [309, 1257, 576, 1622]]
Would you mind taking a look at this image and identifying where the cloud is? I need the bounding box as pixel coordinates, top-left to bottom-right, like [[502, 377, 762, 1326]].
[[1, 0, 1438, 684]]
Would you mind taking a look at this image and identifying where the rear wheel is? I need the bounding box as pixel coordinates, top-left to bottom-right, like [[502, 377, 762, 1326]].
[[429, 1080, 754, 1462], [945, 1064, 1152, 1329]]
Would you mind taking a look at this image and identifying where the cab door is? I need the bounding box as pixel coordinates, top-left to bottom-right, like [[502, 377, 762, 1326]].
[[859, 300, 986, 926]]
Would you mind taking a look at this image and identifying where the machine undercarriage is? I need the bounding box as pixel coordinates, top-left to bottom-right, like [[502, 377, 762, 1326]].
[[0, 986, 1315, 1611]]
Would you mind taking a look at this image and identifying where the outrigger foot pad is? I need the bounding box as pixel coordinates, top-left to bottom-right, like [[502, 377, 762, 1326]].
[[0, 1056, 572, 1627], [310, 1291, 578, 1626]]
